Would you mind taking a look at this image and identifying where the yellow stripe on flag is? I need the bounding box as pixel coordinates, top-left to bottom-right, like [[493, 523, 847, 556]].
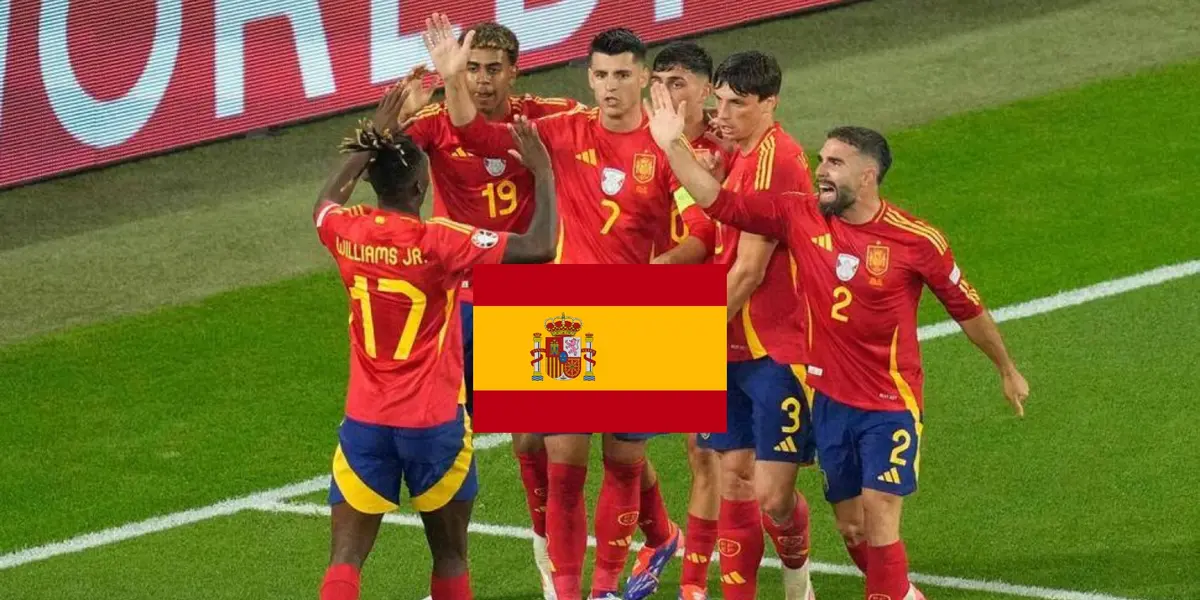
[[473, 305, 726, 391]]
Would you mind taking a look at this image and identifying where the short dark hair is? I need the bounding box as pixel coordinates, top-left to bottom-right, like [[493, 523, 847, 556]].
[[827, 126, 892, 184], [461, 22, 519, 66], [340, 121, 427, 203], [713, 51, 782, 99], [652, 41, 713, 80], [589, 28, 647, 63]]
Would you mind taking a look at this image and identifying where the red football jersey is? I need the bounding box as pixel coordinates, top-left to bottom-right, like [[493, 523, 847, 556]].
[[707, 190, 984, 414], [457, 108, 707, 264], [405, 94, 578, 302], [715, 124, 813, 365], [314, 201, 510, 427], [665, 132, 726, 253]]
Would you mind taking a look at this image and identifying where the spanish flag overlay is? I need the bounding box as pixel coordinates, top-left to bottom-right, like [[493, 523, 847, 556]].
[[471, 264, 728, 433]]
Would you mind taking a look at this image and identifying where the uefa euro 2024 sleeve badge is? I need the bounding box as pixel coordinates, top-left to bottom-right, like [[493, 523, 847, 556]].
[[530, 313, 597, 381]]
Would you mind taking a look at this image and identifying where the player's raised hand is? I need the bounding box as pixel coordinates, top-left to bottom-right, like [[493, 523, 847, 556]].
[[423, 12, 474, 78], [396, 64, 435, 127], [507, 116, 551, 173], [371, 81, 411, 136], [1001, 368, 1030, 417], [644, 81, 685, 150]]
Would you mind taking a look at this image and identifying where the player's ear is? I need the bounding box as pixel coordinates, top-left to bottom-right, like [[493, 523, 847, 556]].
[[638, 65, 650, 88]]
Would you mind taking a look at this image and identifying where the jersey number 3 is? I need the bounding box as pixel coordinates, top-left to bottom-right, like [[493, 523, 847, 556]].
[[350, 275, 427, 360]]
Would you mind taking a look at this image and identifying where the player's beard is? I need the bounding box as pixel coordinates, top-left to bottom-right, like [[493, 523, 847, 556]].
[[819, 184, 856, 217]]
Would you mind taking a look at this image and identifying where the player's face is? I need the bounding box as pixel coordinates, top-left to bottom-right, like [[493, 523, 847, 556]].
[[713, 84, 777, 143], [815, 139, 871, 216], [465, 48, 517, 115], [588, 52, 649, 119], [649, 67, 711, 121]]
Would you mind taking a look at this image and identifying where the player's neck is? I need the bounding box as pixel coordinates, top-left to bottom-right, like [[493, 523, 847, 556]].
[[736, 119, 775, 154], [840, 195, 883, 225], [482, 99, 512, 122], [602, 109, 644, 134], [683, 111, 707, 141]]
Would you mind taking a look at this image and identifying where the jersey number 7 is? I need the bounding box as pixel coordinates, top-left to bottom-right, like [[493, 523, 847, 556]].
[[349, 275, 427, 360]]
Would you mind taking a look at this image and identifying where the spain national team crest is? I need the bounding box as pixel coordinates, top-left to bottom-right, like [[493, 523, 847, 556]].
[[836, 253, 860, 282], [601, 168, 626, 196], [866, 244, 890, 277], [632, 153, 656, 184], [530, 313, 598, 381], [484, 158, 506, 177]]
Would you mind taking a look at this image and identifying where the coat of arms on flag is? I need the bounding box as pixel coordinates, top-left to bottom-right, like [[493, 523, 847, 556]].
[[530, 313, 597, 381]]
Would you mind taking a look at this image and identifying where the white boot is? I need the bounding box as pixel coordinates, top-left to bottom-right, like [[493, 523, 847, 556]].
[[781, 560, 815, 600], [903, 584, 926, 600], [533, 533, 557, 600]]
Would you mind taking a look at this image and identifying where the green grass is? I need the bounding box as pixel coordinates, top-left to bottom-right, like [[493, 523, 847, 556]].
[[3, 0, 1199, 344]]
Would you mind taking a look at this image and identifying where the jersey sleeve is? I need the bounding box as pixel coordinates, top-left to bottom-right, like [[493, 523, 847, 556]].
[[706, 189, 796, 244], [913, 230, 985, 322], [455, 113, 519, 155], [676, 197, 716, 252], [403, 105, 449, 152], [314, 200, 355, 250], [426, 217, 512, 278]]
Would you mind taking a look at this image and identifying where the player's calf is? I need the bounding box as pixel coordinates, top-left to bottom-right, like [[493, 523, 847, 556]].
[[832, 497, 869, 574], [419, 500, 475, 600], [321, 503, 384, 600]]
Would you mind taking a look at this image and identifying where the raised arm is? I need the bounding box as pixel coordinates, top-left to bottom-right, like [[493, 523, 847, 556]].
[[314, 82, 411, 216], [502, 118, 558, 263], [644, 82, 792, 242]]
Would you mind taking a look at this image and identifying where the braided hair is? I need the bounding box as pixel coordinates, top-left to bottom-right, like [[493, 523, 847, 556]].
[[340, 118, 427, 203]]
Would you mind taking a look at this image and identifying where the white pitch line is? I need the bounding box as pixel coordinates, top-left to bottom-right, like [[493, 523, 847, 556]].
[[916, 259, 1200, 341], [255, 501, 1148, 600], [0, 476, 324, 570], [1, 261, 1196, 576]]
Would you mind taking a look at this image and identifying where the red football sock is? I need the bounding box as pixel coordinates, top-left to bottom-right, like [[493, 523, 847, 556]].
[[680, 513, 718, 588], [638, 478, 675, 548], [517, 449, 549, 537], [547, 462, 589, 600], [846, 540, 870, 574], [319, 563, 360, 600], [431, 572, 472, 600], [866, 541, 911, 600], [716, 498, 764, 600], [591, 458, 646, 593], [761, 492, 811, 569]]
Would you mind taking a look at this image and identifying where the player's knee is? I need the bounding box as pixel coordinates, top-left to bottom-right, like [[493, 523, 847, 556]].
[[861, 491, 903, 543], [686, 443, 716, 480], [430, 552, 469, 578], [511, 432, 544, 455], [718, 455, 755, 500], [835, 517, 865, 547], [756, 485, 795, 523]]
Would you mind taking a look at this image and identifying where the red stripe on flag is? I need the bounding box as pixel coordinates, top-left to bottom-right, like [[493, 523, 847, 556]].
[[471, 264, 727, 306], [471, 391, 727, 434]]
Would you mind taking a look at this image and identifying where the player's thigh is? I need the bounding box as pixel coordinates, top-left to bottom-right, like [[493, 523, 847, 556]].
[[395, 406, 479, 514], [855, 409, 920, 499], [742, 358, 817, 466], [809, 391, 863, 505], [329, 417, 404, 514], [419, 499, 474, 565], [695, 362, 755, 454]]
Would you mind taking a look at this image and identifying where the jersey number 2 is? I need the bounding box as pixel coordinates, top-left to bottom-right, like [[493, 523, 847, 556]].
[[831, 286, 853, 322], [350, 275, 427, 360]]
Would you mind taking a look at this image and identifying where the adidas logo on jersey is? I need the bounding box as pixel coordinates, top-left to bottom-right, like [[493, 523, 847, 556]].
[[575, 149, 597, 166]]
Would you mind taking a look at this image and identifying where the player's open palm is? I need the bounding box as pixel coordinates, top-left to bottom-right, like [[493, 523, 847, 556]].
[[508, 117, 551, 173], [1002, 369, 1030, 417], [423, 12, 474, 79], [645, 82, 686, 151], [397, 65, 435, 126]]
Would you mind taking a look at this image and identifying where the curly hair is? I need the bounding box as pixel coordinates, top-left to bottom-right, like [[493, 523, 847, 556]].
[[340, 119, 426, 199]]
